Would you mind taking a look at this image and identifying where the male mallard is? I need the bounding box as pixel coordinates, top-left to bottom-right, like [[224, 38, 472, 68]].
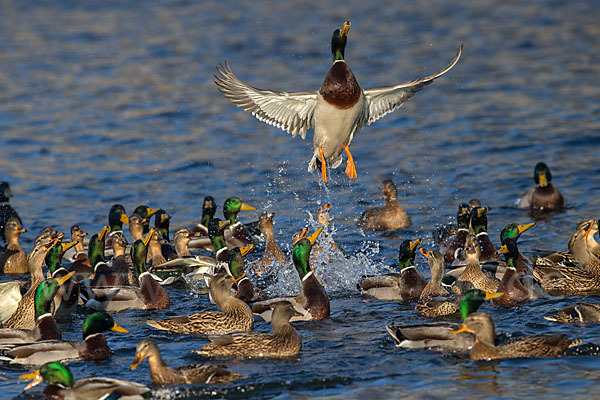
[[452, 235, 500, 295], [154, 208, 172, 241], [133, 205, 159, 235], [216, 22, 462, 183], [86, 226, 110, 269], [2, 311, 127, 365], [223, 197, 256, 248], [386, 289, 502, 351], [20, 361, 150, 399], [359, 239, 426, 302], [545, 303, 600, 323], [358, 179, 411, 231], [0, 273, 74, 345], [0, 217, 28, 275], [469, 206, 500, 263], [188, 196, 217, 245], [443, 204, 470, 263], [258, 212, 287, 274], [499, 222, 535, 273], [227, 245, 267, 303], [451, 312, 582, 360], [107, 204, 129, 234], [147, 273, 253, 335], [130, 339, 242, 385], [252, 228, 329, 321], [0, 181, 21, 244], [518, 162, 565, 213], [195, 301, 302, 358], [45, 240, 79, 319]]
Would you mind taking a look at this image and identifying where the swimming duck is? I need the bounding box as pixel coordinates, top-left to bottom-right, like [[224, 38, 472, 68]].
[[147, 273, 252, 335], [148, 229, 168, 267], [257, 212, 287, 274], [545, 303, 600, 323], [518, 162, 565, 213], [359, 239, 426, 302], [386, 289, 502, 351], [128, 214, 146, 242], [443, 204, 470, 263], [130, 339, 242, 385], [499, 222, 535, 273], [86, 226, 110, 269], [154, 208, 172, 242], [82, 229, 170, 311], [252, 227, 330, 321], [2, 311, 128, 365], [415, 248, 458, 318], [188, 196, 217, 247], [452, 235, 500, 295], [216, 22, 462, 183], [228, 245, 267, 303], [0, 273, 74, 345], [20, 361, 150, 399], [469, 207, 500, 263], [358, 179, 411, 231], [195, 301, 302, 358], [45, 240, 79, 319], [223, 197, 256, 248], [0, 217, 28, 275], [67, 225, 91, 279], [133, 205, 159, 235], [451, 312, 582, 360], [0, 281, 25, 323], [0, 181, 21, 245], [109, 231, 136, 285]]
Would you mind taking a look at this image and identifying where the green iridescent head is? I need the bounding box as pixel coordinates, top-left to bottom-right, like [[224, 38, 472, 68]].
[[500, 222, 535, 243], [331, 21, 350, 61], [292, 227, 323, 279], [88, 226, 110, 267], [534, 162, 552, 187], [223, 197, 256, 224], [81, 312, 128, 339], [397, 239, 421, 270], [208, 218, 230, 252], [108, 204, 128, 233], [469, 206, 489, 235], [20, 362, 74, 390], [34, 272, 74, 319], [134, 205, 159, 235], [459, 289, 503, 320], [131, 229, 154, 276], [456, 203, 470, 229], [201, 196, 216, 227], [228, 245, 254, 278], [45, 240, 78, 274]]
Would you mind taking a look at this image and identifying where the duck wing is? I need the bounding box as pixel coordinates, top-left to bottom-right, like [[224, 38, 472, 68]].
[[361, 44, 463, 126], [215, 62, 317, 139]]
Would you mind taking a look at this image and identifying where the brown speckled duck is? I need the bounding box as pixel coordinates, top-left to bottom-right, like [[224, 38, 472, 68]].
[[358, 179, 411, 231], [195, 301, 302, 358], [545, 303, 600, 323], [258, 212, 287, 274], [130, 339, 242, 385], [518, 162, 565, 213], [452, 312, 582, 360], [215, 21, 462, 183], [452, 235, 500, 295], [0, 218, 28, 275]]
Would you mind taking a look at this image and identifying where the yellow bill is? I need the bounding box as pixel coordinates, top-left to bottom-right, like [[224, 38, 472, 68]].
[[410, 239, 423, 252], [307, 227, 324, 245], [484, 292, 504, 300], [111, 321, 129, 334], [142, 229, 155, 247], [340, 21, 351, 37], [240, 244, 254, 257], [240, 202, 256, 211], [20, 369, 43, 391]]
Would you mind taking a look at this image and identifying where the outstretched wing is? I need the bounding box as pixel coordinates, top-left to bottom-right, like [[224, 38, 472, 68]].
[[215, 62, 318, 139], [362, 43, 463, 126]]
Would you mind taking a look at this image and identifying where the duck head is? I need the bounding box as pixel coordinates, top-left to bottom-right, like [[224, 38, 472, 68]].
[[464, 234, 481, 260], [20, 362, 74, 391], [381, 179, 398, 201], [228, 244, 254, 281], [469, 206, 489, 235], [130, 339, 160, 370], [133, 205, 159, 235], [88, 226, 110, 267], [534, 162, 552, 188], [459, 289, 503, 321], [131, 229, 154, 277], [497, 239, 519, 269], [81, 312, 128, 339], [45, 239, 78, 274], [500, 222, 535, 243], [292, 227, 323, 279], [397, 239, 421, 270], [154, 209, 171, 241], [201, 196, 217, 227], [331, 21, 350, 61], [456, 203, 470, 230], [451, 312, 496, 346], [208, 218, 230, 252], [34, 272, 75, 319], [108, 204, 128, 233], [223, 197, 256, 224]]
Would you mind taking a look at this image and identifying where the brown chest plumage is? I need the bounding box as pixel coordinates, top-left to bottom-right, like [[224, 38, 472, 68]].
[[319, 62, 361, 109]]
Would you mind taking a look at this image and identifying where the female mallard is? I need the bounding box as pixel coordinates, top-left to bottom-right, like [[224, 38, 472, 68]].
[[545, 303, 600, 323], [147, 273, 253, 335], [499, 222, 535, 273], [452, 235, 500, 295], [443, 204, 470, 263], [195, 301, 302, 358], [216, 22, 462, 183], [358, 179, 411, 231], [148, 229, 167, 267], [386, 289, 502, 351], [0, 181, 21, 244], [451, 312, 582, 360], [3, 311, 128, 365], [258, 212, 287, 273], [128, 214, 145, 242], [252, 228, 329, 321], [67, 225, 92, 280], [415, 249, 460, 318], [109, 231, 136, 285], [20, 361, 150, 399], [469, 207, 500, 263], [130, 339, 242, 385], [518, 162, 565, 212], [0, 217, 28, 275], [359, 239, 426, 302]]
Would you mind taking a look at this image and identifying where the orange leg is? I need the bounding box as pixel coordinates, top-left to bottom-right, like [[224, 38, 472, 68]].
[[318, 147, 328, 183], [344, 145, 357, 179]]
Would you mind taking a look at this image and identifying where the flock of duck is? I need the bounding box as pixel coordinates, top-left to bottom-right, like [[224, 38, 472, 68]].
[[0, 21, 596, 400]]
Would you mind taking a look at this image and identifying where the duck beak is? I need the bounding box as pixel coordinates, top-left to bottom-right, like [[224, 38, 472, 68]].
[[146, 208, 159, 217], [484, 292, 504, 300], [129, 353, 145, 370], [80, 232, 88, 237], [142, 229, 155, 247], [232, 273, 247, 284], [140, 218, 148, 225], [45, 239, 59, 253], [20, 369, 43, 391], [307, 227, 324, 245], [450, 323, 470, 335], [409, 239, 422, 252], [54, 271, 75, 286], [120, 214, 130, 224], [496, 244, 509, 255], [240, 244, 254, 257], [584, 221, 595, 237], [539, 173, 548, 188], [219, 220, 231, 230], [187, 232, 201, 239], [99, 226, 110, 241], [293, 310, 304, 317], [240, 202, 256, 211], [517, 222, 535, 235], [477, 207, 488, 218], [16, 227, 27, 233], [163, 214, 172, 222], [61, 241, 78, 252], [111, 321, 129, 333], [419, 248, 431, 258], [340, 21, 351, 38]]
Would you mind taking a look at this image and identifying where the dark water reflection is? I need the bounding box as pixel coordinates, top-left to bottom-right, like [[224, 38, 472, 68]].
[[1, 0, 600, 398]]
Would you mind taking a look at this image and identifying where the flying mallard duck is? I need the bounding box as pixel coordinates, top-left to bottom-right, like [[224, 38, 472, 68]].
[[130, 339, 242, 385], [518, 162, 565, 213], [215, 21, 462, 183], [358, 179, 411, 231], [20, 361, 150, 399], [451, 312, 582, 360], [194, 301, 302, 358]]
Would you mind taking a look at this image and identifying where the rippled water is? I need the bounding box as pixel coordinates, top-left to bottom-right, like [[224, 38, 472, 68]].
[[1, 0, 600, 398]]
